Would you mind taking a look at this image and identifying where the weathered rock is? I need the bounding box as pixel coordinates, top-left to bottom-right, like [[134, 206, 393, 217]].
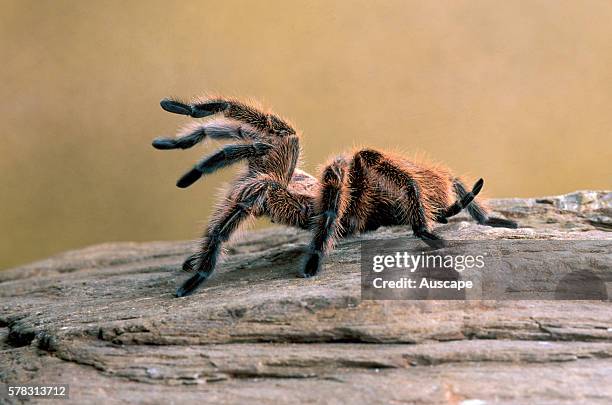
[[1, 191, 611, 404]]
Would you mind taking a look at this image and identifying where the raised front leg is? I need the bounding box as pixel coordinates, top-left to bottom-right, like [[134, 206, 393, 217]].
[[159, 97, 296, 136], [175, 142, 272, 188]]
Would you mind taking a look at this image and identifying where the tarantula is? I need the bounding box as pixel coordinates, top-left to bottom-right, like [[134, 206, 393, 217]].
[[152, 96, 517, 297]]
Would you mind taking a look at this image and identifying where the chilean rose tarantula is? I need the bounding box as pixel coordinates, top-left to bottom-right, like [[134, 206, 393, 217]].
[[152, 95, 518, 297]]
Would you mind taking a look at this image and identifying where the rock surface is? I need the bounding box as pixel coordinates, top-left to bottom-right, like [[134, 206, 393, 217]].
[[1, 190, 611, 405]]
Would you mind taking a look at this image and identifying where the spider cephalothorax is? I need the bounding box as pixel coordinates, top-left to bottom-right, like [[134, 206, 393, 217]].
[[152, 96, 517, 297]]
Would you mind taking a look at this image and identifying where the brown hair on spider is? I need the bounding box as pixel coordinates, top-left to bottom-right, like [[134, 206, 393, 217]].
[[152, 95, 518, 297]]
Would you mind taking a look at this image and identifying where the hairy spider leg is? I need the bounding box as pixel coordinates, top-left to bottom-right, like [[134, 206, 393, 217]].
[[160, 97, 296, 136], [176, 180, 267, 297], [301, 157, 349, 278], [154, 97, 301, 188], [436, 178, 484, 223], [453, 180, 518, 228], [177, 176, 312, 296], [152, 119, 262, 150], [176, 142, 273, 188]]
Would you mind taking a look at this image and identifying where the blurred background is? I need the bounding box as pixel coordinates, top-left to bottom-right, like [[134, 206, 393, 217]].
[[1, 0, 611, 269]]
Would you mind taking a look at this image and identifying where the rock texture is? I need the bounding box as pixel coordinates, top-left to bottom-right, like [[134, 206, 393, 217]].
[[1, 190, 611, 405]]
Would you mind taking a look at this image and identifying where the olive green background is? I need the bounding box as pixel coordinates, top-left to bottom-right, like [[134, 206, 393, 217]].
[[1, 0, 611, 269]]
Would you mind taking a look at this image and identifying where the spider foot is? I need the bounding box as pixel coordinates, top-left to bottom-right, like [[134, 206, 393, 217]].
[[459, 178, 484, 207], [176, 168, 203, 188], [472, 178, 484, 196], [414, 229, 447, 249], [160, 99, 193, 115], [152, 134, 203, 150], [176, 272, 209, 297], [484, 217, 518, 229], [299, 250, 323, 278], [152, 137, 179, 149]]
